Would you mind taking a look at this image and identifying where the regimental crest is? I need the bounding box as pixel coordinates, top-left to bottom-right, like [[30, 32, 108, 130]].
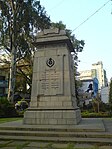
[[46, 58, 55, 67]]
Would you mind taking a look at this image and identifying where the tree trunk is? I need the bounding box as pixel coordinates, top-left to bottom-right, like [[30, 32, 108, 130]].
[[7, 46, 17, 103], [7, 1, 17, 103]]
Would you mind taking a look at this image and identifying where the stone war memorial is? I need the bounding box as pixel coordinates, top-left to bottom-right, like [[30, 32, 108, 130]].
[[23, 28, 81, 125], [0, 28, 111, 146]]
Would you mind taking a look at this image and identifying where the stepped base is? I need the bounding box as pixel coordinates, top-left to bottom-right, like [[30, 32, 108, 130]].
[[23, 108, 81, 125], [0, 118, 110, 144], [0, 118, 105, 132]]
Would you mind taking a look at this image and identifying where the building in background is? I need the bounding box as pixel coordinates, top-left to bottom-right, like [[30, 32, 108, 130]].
[[92, 61, 108, 89], [78, 61, 108, 90], [77, 61, 108, 104], [101, 86, 109, 103]]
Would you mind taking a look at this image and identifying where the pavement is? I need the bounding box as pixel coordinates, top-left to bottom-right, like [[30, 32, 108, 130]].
[[0, 118, 106, 131], [0, 118, 112, 149]]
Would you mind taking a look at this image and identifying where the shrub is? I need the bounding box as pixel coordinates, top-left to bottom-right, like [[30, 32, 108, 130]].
[[81, 111, 110, 118], [0, 97, 18, 118]]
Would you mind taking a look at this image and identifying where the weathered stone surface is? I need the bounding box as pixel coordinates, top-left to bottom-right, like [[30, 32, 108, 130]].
[[23, 28, 81, 125]]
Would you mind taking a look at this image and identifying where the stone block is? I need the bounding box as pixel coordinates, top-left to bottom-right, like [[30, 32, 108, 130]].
[[38, 57, 46, 71], [62, 111, 77, 119], [66, 119, 78, 125], [30, 118, 36, 125], [57, 119, 67, 125], [30, 101, 37, 107], [39, 111, 45, 118], [64, 71, 70, 80], [64, 81, 71, 95], [58, 96, 71, 101], [53, 112, 62, 119], [36, 118, 41, 124], [44, 96, 51, 101], [63, 55, 69, 70], [55, 55, 64, 71], [62, 101, 72, 107], [35, 50, 45, 57], [35, 112, 41, 118], [39, 102, 46, 107], [45, 49, 57, 56], [33, 58, 38, 73], [49, 119, 58, 125], [57, 48, 68, 55], [24, 118, 36, 125], [40, 119, 49, 124], [30, 97, 37, 102], [32, 72, 37, 81], [31, 81, 38, 97], [50, 96, 59, 102], [48, 101, 55, 106], [24, 111, 36, 119], [44, 112, 54, 118], [43, 28, 59, 35]]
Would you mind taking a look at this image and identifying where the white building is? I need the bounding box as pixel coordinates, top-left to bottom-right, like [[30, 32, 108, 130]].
[[92, 61, 108, 89], [78, 61, 108, 90]]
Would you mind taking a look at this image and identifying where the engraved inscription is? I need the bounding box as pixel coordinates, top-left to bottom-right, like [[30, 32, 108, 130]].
[[39, 70, 63, 95]]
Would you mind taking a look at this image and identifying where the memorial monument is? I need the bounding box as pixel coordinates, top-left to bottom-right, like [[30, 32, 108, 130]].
[[23, 28, 81, 125]]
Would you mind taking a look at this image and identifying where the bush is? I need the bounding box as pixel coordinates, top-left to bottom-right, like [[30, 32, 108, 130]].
[[81, 111, 110, 118], [0, 97, 18, 118]]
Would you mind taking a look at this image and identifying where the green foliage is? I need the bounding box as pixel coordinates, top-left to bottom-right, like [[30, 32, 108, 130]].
[[0, 118, 22, 123], [0, 0, 51, 101], [51, 21, 85, 55], [0, 141, 13, 148], [0, 0, 51, 60], [45, 143, 53, 149], [66, 143, 74, 149], [16, 142, 29, 149], [0, 97, 18, 117], [81, 111, 110, 118], [75, 79, 82, 105]]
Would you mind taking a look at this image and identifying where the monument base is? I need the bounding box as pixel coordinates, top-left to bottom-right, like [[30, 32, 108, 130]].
[[23, 109, 81, 125]]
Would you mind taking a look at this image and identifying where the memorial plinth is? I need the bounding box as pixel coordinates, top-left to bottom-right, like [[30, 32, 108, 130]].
[[23, 28, 81, 125]]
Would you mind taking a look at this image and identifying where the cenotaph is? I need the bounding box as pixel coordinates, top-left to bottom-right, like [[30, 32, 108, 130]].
[[23, 28, 81, 125]]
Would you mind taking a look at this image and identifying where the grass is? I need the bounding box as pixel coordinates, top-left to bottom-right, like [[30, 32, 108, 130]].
[[0, 117, 22, 124]]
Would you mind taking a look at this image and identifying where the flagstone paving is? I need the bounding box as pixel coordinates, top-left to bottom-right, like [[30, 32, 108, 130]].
[[0, 140, 112, 149], [0, 118, 112, 149]]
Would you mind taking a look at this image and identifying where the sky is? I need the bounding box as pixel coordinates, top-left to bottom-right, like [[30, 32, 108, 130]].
[[40, 0, 112, 81]]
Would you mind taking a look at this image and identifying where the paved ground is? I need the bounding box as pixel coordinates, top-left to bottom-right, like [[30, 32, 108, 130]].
[[0, 140, 112, 149], [0, 118, 106, 132], [0, 118, 112, 149]]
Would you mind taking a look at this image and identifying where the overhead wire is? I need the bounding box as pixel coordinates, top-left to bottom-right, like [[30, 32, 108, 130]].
[[72, 0, 111, 33]]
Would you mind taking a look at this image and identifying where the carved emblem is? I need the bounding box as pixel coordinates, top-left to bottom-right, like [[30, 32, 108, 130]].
[[46, 58, 55, 67]]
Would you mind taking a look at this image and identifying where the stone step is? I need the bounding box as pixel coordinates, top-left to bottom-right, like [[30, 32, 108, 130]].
[[0, 121, 105, 132], [0, 126, 105, 132], [0, 135, 112, 144], [0, 130, 112, 138]]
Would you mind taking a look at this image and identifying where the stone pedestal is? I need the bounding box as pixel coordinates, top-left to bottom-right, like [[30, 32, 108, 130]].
[[23, 28, 81, 125]]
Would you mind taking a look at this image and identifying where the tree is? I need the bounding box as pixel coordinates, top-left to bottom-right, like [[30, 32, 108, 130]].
[[75, 78, 82, 106], [0, 0, 51, 102]]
